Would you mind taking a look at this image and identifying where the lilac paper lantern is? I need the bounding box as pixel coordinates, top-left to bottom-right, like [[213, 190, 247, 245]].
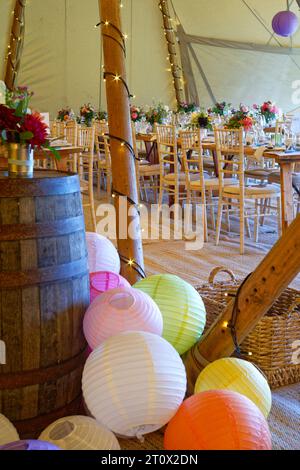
[[90, 271, 131, 303], [272, 11, 299, 37], [0, 440, 60, 450], [83, 286, 163, 349]]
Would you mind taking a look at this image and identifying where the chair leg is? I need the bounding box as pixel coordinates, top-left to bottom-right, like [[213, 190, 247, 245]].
[[245, 210, 251, 239], [106, 172, 112, 199], [239, 200, 245, 255], [254, 200, 260, 243], [207, 189, 215, 230], [215, 198, 223, 246], [277, 196, 282, 237]]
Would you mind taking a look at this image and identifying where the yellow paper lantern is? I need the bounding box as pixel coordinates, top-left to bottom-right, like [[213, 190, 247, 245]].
[[39, 416, 120, 450], [134, 274, 206, 355], [0, 414, 19, 446], [194, 358, 272, 417]]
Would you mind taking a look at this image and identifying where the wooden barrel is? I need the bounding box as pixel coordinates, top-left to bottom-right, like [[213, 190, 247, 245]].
[[0, 170, 89, 437]]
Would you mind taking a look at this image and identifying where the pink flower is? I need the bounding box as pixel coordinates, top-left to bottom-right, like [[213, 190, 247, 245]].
[[253, 104, 259, 110], [131, 112, 138, 120], [270, 106, 278, 114], [241, 105, 249, 113]]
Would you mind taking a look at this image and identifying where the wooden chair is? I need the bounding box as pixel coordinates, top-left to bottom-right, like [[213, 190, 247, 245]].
[[77, 126, 97, 232], [94, 121, 112, 199], [181, 129, 238, 242], [132, 124, 160, 202], [214, 127, 281, 254]]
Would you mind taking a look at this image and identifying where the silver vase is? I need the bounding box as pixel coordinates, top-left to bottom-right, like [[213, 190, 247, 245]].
[[8, 143, 34, 177]]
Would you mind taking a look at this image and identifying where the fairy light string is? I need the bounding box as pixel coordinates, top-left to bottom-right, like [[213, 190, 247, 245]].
[[99, 4, 145, 279], [5, 0, 26, 86]]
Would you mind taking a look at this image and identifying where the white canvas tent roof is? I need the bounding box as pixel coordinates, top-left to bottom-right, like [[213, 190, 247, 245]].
[[1, 0, 300, 117]]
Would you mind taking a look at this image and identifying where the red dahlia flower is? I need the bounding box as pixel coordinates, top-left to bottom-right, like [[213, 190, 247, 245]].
[[0, 104, 21, 132], [20, 112, 48, 146]]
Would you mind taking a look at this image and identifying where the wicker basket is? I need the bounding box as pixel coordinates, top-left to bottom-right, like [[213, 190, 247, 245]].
[[197, 267, 300, 389]]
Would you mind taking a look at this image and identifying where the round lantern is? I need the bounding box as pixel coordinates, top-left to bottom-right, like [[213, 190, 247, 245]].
[[134, 274, 206, 355], [0, 414, 19, 446], [272, 11, 299, 37], [39, 416, 120, 450], [164, 390, 272, 450], [83, 287, 163, 349], [82, 331, 187, 438], [0, 440, 60, 451], [86, 232, 120, 274], [90, 271, 131, 302], [194, 357, 272, 418]]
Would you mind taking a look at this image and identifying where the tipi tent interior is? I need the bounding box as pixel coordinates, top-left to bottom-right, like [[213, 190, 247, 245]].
[[0, 0, 299, 453]]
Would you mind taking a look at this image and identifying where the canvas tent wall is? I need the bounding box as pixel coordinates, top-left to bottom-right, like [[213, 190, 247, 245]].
[[1, 0, 300, 117]]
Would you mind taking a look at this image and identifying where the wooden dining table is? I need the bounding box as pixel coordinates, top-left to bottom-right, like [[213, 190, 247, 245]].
[[136, 133, 300, 233], [34, 145, 82, 172]]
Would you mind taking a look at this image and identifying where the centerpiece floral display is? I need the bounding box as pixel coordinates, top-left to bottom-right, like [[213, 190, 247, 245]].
[[96, 110, 108, 121], [190, 110, 213, 130], [145, 103, 169, 126], [208, 101, 232, 116], [57, 107, 75, 122], [226, 105, 253, 131], [177, 102, 198, 114], [259, 101, 279, 124], [0, 86, 60, 177], [78, 103, 96, 127], [130, 105, 144, 123]]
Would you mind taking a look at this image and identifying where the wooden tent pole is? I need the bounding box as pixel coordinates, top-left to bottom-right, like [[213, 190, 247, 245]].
[[185, 214, 300, 392], [4, 0, 26, 90], [98, 0, 145, 285], [158, 0, 185, 106]]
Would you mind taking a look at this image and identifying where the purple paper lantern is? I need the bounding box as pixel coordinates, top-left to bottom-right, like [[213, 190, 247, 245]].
[[272, 11, 299, 37], [0, 439, 60, 451], [90, 271, 131, 303]]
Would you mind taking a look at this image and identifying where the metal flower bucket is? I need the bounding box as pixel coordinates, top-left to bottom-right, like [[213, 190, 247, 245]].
[[8, 143, 34, 177]]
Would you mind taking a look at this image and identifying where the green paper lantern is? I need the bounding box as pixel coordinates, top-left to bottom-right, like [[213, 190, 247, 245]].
[[134, 274, 206, 355]]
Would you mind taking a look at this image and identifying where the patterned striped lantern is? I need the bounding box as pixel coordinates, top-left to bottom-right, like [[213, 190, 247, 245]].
[[39, 416, 120, 450], [86, 232, 120, 274], [194, 358, 272, 417], [0, 414, 19, 446], [134, 274, 206, 355], [82, 331, 187, 438], [164, 390, 272, 450], [0, 440, 60, 450], [83, 287, 163, 349], [90, 271, 131, 303]]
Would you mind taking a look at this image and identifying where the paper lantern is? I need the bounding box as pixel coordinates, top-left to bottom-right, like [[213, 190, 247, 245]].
[[39, 416, 120, 450], [0, 440, 60, 451], [83, 287, 163, 349], [0, 414, 19, 445], [90, 271, 131, 302], [86, 232, 120, 274], [272, 11, 299, 37], [134, 274, 206, 355], [82, 331, 187, 438], [164, 390, 272, 450], [194, 358, 272, 418]]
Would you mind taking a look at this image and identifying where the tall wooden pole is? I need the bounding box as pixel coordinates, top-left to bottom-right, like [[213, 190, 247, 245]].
[[159, 0, 185, 106], [185, 214, 300, 392], [98, 0, 144, 285], [5, 0, 26, 90]]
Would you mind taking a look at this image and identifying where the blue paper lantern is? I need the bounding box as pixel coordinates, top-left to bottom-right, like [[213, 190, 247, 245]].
[[0, 439, 60, 450], [272, 11, 299, 37]]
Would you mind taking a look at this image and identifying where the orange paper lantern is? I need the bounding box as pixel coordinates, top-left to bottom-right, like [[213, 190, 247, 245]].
[[164, 390, 272, 450]]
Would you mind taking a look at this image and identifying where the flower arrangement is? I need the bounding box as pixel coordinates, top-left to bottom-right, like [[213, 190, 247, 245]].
[[57, 107, 75, 122], [177, 102, 198, 114], [190, 111, 212, 130], [0, 87, 60, 160], [145, 103, 169, 125], [96, 110, 108, 121], [226, 107, 253, 131], [130, 105, 144, 122], [208, 101, 232, 116], [79, 103, 96, 127], [259, 101, 279, 124]]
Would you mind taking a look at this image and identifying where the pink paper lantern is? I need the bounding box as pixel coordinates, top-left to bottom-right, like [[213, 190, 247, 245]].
[[0, 440, 60, 451], [83, 287, 163, 349], [90, 271, 131, 303], [272, 11, 299, 37], [86, 232, 120, 274]]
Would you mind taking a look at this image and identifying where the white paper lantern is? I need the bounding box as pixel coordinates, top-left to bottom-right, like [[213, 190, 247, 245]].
[[0, 414, 19, 445], [39, 416, 120, 450], [86, 232, 120, 274], [82, 331, 187, 438], [83, 287, 163, 349]]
